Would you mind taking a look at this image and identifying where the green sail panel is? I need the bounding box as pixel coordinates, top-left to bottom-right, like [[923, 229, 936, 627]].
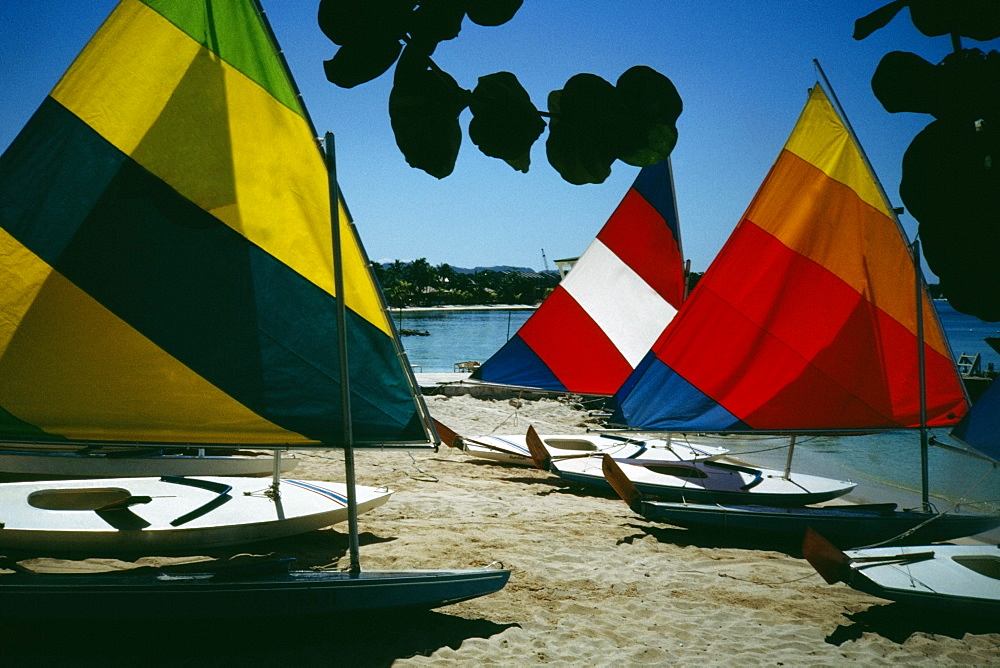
[[0, 0, 428, 446], [140, 0, 305, 117]]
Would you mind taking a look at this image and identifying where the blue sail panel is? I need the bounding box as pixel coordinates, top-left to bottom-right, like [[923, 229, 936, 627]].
[[952, 380, 1000, 461], [611, 352, 746, 431], [472, 335, 567, 392]]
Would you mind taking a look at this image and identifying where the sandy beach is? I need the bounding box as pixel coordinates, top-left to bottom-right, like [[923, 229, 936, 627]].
[[3, 394, 999, 666]]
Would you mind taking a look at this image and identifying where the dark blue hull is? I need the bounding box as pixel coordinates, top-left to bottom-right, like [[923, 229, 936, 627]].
[[638, 501, 1000, 547], [0, 566, 512, 621]]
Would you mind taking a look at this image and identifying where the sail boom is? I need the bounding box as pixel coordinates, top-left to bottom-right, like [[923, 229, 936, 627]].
[[595, 427, 936, 437]]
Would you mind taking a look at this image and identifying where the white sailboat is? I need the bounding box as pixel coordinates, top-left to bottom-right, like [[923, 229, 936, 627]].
[[436, 418, 728, 467], [804, 528, 1000, 613], [0, 0, 509, 615], [0, 475, 392, 554], [0, 446, 298, 479]]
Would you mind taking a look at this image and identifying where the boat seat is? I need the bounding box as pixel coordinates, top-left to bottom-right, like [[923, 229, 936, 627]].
[[642, 464, 709, 479], [952, 555, 1000, 579], [544, 438, 598, 452], [28, 487, 133, 511]]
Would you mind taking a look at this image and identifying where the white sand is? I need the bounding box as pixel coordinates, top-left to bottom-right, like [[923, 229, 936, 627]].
[[315, 395, 1000, 665], [3, 394, 997, 666]]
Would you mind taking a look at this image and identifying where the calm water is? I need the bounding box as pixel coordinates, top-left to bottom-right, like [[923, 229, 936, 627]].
[[396, 300, 1000, 374], [392, 307, 533, 373], [935, 300, 1000, 372], [397, 301, 1000, 516]]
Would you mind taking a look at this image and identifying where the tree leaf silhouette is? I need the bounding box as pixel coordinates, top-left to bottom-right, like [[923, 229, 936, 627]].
[[389, 49, 469, 178], [324, 39, 404, 88], [469, 72, 545, 172], [615, 65, 682, 167], [466, 0, 523, 26], [546, 74, 621, 184]]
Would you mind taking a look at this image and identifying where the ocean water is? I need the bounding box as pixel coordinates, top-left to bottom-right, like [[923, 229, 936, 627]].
[[396, 300, 1000, 374], [392, 307, 533, 373], [396, 301, 1000, 517], [935, 300, 1000, 372]]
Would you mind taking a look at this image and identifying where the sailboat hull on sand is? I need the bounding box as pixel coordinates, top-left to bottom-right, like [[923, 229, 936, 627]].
[[839, 544, 1000, 612], [455, 432, 728, 467], [0, 565, 512, 620], [0, 476, 391, 553], [803, 529, 1000, 612], [554, 454, 855, 506], [0, 447, 297, 478], [632, 499, 1000, 547]]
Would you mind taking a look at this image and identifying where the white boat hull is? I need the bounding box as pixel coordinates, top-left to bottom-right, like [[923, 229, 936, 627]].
[[842, 544, 1000, 612], [459, 433, 728, 466], [0, 447, 297, 478], [554, 455, 855, 506], [0, 476, 391, 553]]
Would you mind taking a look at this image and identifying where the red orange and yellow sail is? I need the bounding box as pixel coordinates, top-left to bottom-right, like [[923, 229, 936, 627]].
[[613, 86, 968, 431]]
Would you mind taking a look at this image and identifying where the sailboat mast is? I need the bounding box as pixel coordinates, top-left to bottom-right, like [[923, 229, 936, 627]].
[[814, 60, 939, 510], [913, 240, 931, 510], [664, 156, 690, 301], [325, 132, 362, 574]]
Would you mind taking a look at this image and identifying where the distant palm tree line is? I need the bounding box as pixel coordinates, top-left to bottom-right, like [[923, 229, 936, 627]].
[[373, 259, 559, 307], [373, 259, 708, 308]]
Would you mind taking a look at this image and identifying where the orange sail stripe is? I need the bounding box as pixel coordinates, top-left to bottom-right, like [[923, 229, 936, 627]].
[[746, 149, 950, 360], [655, 223, 964, 428]]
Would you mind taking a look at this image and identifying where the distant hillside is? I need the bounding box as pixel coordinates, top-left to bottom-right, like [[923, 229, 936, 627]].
[[374, 260, 558, 307], [378, 263, 537, 274], [475, 265, 539, 274]]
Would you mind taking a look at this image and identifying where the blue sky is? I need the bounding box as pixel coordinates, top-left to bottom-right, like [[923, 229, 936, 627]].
[[2, 1, 996, 275]]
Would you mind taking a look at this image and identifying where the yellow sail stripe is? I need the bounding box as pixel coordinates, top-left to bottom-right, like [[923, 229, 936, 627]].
[[746, 86, 950, 359], [784, 87, 894, 219], [50, 0, 390, 335], [0, 228, 313, 444]]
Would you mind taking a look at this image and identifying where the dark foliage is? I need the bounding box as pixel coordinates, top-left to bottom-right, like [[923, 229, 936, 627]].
[[373, 259, 558, 307], [856, 0, 1000, 321], [318, 0, 680, 183]]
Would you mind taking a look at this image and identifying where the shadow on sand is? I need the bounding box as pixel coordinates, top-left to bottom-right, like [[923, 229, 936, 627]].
[[824, 601, 1000, 645], [1, 525, 518, 667], [1, 608, 519, 667], [501, 474, 622, 500], [617, 520, 808, 556]]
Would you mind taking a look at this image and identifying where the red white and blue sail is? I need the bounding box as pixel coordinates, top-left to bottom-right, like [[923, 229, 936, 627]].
[[612, 86, 969, 432], [472, 159, 686, 395]]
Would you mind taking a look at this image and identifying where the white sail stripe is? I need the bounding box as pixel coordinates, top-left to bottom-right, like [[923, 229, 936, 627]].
[[561, 240, 678, 367]]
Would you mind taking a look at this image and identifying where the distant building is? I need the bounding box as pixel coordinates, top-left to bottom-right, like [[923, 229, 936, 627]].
[[554, 257, 578, 280]]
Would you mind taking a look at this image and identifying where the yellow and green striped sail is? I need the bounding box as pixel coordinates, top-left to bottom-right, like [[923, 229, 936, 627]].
[[0, 0, 430, 446]]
